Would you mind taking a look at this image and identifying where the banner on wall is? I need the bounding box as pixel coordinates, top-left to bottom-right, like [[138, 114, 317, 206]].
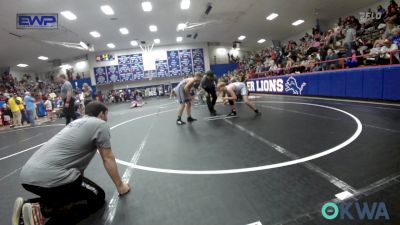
[[94, 67, 107, 84], [118, 55, 131, 65], [131, 53, 144, 80], [246, 76, 307, 95], [106, 65, 120, 83], [155, 60, 168, 78], [179, 49, 193, 76], [192, 48, 205, 73], [167, 50, 181, 76], [144, 70, 156, 79], [118, 64, 133, 81], [94, 48, 205, 84]]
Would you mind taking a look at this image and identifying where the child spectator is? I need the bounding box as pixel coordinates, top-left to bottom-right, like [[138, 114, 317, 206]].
[[44, 96, 53, 121]]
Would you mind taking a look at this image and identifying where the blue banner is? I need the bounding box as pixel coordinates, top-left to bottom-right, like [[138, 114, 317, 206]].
[[167, 50, 181, 76], [246, 66, 400, 100], [246, 76, 304, 95], [106, 65, 120, 83], [94, 67, 107, 85], [179, 49, 193, 76], [131, 53, 144, 80], [156, 60, 168, 78], [192, 48, 205, 73], [118, 64, 133, 81]]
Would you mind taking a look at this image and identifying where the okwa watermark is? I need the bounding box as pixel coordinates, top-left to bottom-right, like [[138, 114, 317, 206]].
[[321, 202, 390, 220]]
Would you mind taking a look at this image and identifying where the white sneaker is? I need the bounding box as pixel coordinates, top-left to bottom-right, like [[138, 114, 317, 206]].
[[22, 203, 46, 225], [11, 197, 24, 225]]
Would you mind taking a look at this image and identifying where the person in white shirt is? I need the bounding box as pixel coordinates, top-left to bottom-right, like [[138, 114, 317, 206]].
[[44, 95, 53, 121], [379, 39, 399, 64]]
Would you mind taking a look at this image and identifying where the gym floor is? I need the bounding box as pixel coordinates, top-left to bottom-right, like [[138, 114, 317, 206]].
[[0, 95, 399, 225]]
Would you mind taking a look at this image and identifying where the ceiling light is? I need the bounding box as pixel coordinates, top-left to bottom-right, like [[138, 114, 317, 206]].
[[76, 61, 86, 69], [89, 31, 101, 38], [101, 5, 114, 15], [335, 191, 353, 200], [107, 43, 116, 48], [238, 35, 246, 41], [79, 41, 89, 50], [130, 40, 138, 46], [142, 1, 152, 12], [17, 64, 28, 68], [176, 37, 183, 42], [266, 13, 279, 21], [119, 27, 129, 35], [149, 25, 157, 32], [154, 39, 160, 44], [292, 19, 304, 26], [180, 0, 190, 10], [216, 48, 227, 55], [60, 64, 72, 70], [257, 39, 266, 44], [177, 23, 187, 31], [38, 56, 48, 61], [60, 11, 77, 20]]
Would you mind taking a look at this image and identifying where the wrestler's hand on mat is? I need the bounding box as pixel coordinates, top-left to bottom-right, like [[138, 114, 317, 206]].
[[117, 182, 131, 196]]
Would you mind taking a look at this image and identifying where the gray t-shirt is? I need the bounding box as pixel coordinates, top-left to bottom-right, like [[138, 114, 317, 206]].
[[20, 116, 111, 188], [60, 80, 73, 99], [200, 75, 217, 88], [344, 28, 356, 44]]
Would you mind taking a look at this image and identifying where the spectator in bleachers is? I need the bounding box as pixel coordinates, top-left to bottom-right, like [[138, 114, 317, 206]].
[[378, 5, 387, 16], [380, 38, 399, 64], [344, 23, 357, 57], [384, 2, 400, 36], [83, 83, 93, 107], [325, 48, 339, 70], [390, 27, 400, 45], [1, 104, 12, 126], [17, 93, 28, 125], [24, 92, 36, 126], [8, 93, 22, 127]]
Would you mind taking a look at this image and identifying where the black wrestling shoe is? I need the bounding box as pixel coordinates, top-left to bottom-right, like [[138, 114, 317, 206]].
[[177, 120, 186, 125], [227, 111, 237, 117], [187, 117, 197, 122], [210, 110, 217, 116]]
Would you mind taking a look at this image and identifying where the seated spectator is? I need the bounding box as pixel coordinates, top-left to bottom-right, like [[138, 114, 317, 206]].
[[346, 49, 359, 68], [390, 27, 400, 45], [255, 61, 264, 73], [325, 48, 339, 70], [378, 39, 399, 64]]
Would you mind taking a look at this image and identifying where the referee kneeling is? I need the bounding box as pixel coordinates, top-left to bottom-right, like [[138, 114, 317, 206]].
[[12, 101, 130, 225]]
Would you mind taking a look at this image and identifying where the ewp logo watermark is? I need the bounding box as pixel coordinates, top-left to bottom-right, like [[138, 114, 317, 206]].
[[16, 14, 58, 29], [322, 202, 390, 221], [359, 12, 382, 20]]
